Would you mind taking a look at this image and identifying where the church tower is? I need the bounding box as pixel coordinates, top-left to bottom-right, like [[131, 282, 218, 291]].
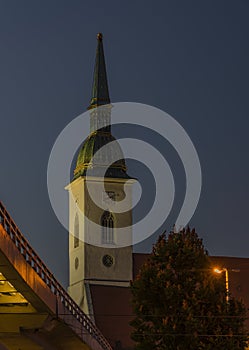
[[67, 34, 134, 316]]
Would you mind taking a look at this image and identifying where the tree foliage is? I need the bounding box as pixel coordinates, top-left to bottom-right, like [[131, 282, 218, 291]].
[[130, 228, 248, 349]]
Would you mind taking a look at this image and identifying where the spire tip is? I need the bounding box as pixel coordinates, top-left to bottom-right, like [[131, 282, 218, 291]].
[[88, 32, 110, 110], [97, 33, 103, 41]]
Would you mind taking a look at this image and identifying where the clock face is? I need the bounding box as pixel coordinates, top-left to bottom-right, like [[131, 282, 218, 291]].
[[102, 254, 114, 267]]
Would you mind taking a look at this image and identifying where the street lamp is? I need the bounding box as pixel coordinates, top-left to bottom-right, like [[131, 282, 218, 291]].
[[213, 267, 240, 303]]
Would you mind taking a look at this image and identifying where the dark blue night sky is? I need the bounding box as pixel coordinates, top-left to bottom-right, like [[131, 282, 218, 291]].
[[0, 1, 249, 287]]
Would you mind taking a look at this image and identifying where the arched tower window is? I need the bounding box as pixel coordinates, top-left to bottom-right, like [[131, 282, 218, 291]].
[[101, 211, 114, 244], [74, 213, 79, 248]]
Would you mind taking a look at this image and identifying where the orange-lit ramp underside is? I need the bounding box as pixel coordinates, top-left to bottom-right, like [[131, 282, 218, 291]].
[[0, 201, 112, 350]]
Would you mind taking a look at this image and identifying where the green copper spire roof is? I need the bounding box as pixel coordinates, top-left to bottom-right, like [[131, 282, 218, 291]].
[[73, 33, 131, 181], [88, 33, 110, 109]]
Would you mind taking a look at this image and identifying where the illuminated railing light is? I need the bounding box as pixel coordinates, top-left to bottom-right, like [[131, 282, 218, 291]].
[[7, 281, 14, 289]]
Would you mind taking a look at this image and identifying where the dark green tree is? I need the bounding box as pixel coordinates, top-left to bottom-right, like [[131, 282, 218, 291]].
[[130, 228, 248, 349]]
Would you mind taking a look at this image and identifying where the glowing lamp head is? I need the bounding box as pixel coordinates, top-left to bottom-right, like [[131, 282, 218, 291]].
[[214, 268, 223, 274]]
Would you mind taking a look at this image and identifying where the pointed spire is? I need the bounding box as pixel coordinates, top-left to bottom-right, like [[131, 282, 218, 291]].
[[88, 33, 111, 110]]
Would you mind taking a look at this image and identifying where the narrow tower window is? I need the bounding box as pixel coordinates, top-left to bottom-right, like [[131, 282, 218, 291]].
[[101, 211, 114, 244], [74, 213, 79, 248]]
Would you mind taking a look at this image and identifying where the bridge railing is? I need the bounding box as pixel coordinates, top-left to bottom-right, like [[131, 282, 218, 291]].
[[0, 201, 112, 350]]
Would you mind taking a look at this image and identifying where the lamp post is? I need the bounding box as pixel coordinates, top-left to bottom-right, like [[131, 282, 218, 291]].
[[213, 267, 240, 303]]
